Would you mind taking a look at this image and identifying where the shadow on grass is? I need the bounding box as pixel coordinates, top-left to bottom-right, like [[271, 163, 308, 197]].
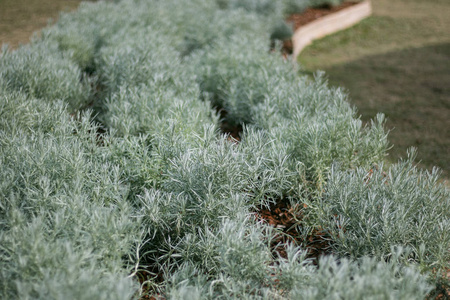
[[315, 43, 450, 177]]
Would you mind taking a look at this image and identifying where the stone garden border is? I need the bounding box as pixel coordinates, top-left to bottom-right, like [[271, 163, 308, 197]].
[[292, 0, 372, 59]]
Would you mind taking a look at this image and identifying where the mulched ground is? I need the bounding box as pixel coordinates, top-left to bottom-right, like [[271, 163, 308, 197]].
[[218, 108, 242, 142], [287, 1, 359, 30], [282, 1, 359, 54], [256, 198, 332, 262]]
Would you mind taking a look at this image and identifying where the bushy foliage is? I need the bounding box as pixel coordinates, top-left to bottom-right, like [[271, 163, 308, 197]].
[[165, 243, 432, 299], [252, 77, 389, 190], [319, 150, 450, 273], [193, 35, 389, 189], [309, 0, 345, 8], [192, 33, 290, 125], [0, 88, 66, 134], [0, 107, 141, 299], [0, 0, 447, 299], [290, 254, 432, 300], [215, 0, 347, 16], [0, 42, 91, 111], [216, 0, 280, 16]]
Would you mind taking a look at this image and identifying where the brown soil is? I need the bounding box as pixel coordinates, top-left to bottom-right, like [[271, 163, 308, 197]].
[[219, 110, 242, 141], [282, 1, 359, 54], [428, 280, 450, 300], [287, 2, 359, 30], [256, 198, 332, 262], [135, 265, 165, 300]]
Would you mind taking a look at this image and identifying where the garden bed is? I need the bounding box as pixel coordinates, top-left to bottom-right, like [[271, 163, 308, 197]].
[[284, 0, 372, 58], [0, 0, 448, 299]]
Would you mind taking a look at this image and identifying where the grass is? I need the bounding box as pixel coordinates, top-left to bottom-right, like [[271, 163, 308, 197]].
[[298, 0, 450, 178]]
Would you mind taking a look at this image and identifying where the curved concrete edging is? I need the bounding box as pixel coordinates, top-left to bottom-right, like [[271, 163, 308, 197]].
[[292, 0, 372, 59]]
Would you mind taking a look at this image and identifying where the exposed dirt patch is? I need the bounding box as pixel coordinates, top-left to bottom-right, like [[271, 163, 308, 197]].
[[136, 266, 165, 300], [218, 108, 242, 141], [256, 198, 332, 262]]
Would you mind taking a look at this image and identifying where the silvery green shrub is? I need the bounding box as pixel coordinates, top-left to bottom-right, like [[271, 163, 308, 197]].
[[194, 33, 388, 189], [318, 150, 450, 274], [100, 83, 215, 137], [0, 89, 68, 135], [0, 109, 142, 299], [216, 0, 280, 16], [97, 28, 180, 95], [283, 0, 311, 14], [0, 42, 91, 111], [1, 0, 447, 299], [41, 0, 140, 72], [191, 32, 290, 125], [309, 0, 344, 8], [290, 254, 432, 300], [164, 242, 431, 299]]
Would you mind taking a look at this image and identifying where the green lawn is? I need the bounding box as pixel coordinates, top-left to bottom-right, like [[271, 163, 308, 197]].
[[299, 0, 450, 178]]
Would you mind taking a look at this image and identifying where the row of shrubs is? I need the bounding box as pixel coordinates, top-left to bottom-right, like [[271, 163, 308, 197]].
[[1, 0, 448, 299]]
